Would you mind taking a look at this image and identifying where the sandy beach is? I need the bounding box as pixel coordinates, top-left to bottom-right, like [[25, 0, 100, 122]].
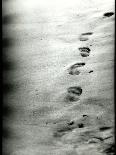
[[3, 0, 114, 154]]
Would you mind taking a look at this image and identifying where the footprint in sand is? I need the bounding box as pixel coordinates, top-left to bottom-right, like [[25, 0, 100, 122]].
[[67, 86, 82, 96], [79, 32, 93, 41], [103, 12, 114, 18], [79, 47, 91, 57], [65, 86, 82, 102], [68, 62, 85, 75]]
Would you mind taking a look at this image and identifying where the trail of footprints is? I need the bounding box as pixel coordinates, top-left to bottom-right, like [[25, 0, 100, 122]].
[[2, 8, 114, 155], [51, 11, 114, 154]]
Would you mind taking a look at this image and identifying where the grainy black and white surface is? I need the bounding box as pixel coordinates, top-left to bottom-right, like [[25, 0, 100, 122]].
[[2, 0, 115, 154]]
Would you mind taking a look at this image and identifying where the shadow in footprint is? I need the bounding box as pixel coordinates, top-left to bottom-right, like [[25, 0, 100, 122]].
[[65, 86, 82, 102], [103, 12, 114, 17], [81, 32, 93, 36], [89, 70, 93, 73], [79, 47, 91, 57], [79, 37, 88, 41], [68, 62, 85, 75], [99, 126, 112, 132], [79, 32, 93, 41]]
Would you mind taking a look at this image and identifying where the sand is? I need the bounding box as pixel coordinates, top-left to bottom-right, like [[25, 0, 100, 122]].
[[3, 0, 114, 154]]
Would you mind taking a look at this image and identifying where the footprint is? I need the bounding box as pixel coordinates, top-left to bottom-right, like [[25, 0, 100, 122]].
[[67, 86, 82, 96], [79, 32, 93, 41], [78, 123, 84, 128], [79, 47, 90, 53], [65, 86, 82, 102], [68, 62, 85, 75], [80, 53, 90, 57], [79, 37, 88, 41], [79, 47, 91, 57], [103, 12, 114, 17]]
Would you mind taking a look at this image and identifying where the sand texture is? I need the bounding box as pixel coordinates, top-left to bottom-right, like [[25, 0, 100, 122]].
[[3, 0, 115, 154]]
